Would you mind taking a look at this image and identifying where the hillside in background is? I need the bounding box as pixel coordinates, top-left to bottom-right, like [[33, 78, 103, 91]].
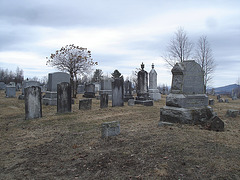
[[208, 84, 239, 95]]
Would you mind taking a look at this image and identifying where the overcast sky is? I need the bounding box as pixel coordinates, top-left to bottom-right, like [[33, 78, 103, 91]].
[[0, 0, 239, 87]]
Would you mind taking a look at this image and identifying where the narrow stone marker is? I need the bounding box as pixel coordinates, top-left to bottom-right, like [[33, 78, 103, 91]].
[[101, 121, 120, 138], [100, 94, 108, 108], [57, 82, 71, 113], [25, 86, 42, 120]]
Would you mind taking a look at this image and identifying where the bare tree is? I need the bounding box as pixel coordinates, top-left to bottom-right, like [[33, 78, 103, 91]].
[[163, 27, 193, 67], [195, 35, 216, 90], [46, 44, 97, 97]]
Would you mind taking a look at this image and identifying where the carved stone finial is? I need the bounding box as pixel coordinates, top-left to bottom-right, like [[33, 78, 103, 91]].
[[141, 62, 144, 70], [152, 63, 154, 69]]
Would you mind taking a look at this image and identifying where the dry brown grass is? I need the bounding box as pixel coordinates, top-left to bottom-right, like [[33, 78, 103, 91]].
[[0, 90, 240, 179]]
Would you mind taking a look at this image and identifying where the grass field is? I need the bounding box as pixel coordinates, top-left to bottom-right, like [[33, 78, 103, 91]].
[[0, 90, 240, 179]]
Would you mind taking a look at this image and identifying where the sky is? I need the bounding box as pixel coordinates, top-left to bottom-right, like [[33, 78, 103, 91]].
[[0, 0, 239, 88]]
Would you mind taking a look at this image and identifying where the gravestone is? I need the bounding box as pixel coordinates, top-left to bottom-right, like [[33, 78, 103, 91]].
[[123, 80, 134, 102], [25, 86, 42, 120], [128, 99, 135, 106], [160, 60, 220, 128], [83, 83, 95, 98], [218, 98, 224, 103], [100, 94, 108, 108], [112, 78, 124, 107], [225, 99, 229, 103], [79, 99, 92, 110], [57, 82, 71, 113], [43, 72, 70, 106], [226, 109, 239, 118], [217, 94, 221, 100], [135, 63, 153, 106], [99, 78, 113, 100], [207, 116, 224, 132], [19, 80, 41, 100], [94, 82, 101, 93], [9, 82, 15, 86], [149, 63, 161, 101], [101, 121, 120, 138], [0, 82, 6, 90], [77, 85, 85, 94], [209, 99, 214, 105], [5, 86, 16, 98]]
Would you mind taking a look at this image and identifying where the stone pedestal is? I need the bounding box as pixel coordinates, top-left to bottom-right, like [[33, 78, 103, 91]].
[[149, 89, 161, 101], [43, 91, 57, 106], [25, 86, 42, 120], [83, 83, 95, 98]]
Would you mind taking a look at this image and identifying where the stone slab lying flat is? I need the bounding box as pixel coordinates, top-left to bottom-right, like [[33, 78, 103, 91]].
[[135, 100, 153, 106]]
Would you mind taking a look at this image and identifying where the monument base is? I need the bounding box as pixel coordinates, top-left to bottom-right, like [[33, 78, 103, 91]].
[[43, 91, 57, 106], [160, 106, 214, 125], [123, 95, 134, 102], [149, 89, 161, 101], [135, 100, 153, 106]]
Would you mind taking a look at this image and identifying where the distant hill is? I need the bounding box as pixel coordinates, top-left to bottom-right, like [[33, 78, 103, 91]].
[[208, 84, 239, 95]]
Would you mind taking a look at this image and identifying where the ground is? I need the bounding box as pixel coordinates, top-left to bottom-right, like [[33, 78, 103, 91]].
[[0, 90, 240, 179]]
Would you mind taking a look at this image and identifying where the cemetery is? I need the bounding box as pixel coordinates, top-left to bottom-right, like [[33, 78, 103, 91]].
[[1, 66, 240, 179]]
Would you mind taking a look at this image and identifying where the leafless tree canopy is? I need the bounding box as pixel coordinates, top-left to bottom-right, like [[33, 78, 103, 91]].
[[46, 44, 97, 97], [195, 36, 216, 88], [163, 27, 193, 67]]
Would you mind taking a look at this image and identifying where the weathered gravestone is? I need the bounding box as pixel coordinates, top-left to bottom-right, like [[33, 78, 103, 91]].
[[149, 63, 161, 101], [99, 78, 113, 100], [25, 86, 42, 120], [123, 80, 134, 102], [112, 78, 124, 107], [77, 85, 85, 94], [100, 94, 108, 108], [206, 116, 224, 132], [0, 82, 6, 90], [135, 63, 153, 106], [83, 83, 95, 98], [128, 99, 135, 106], [101, 121, 120, 138], [57, 82, 71, 113], [5, 86, 16, 98], [43, 72, 70, 106], [19, 80, 40, 100], [79, 99, 92, 110], [226, 109, 239, 118], [160, 60, 222, 130]]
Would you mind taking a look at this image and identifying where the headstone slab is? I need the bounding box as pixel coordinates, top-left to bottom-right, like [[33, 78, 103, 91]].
[[0, 82, 6, 90], [171, 61, 204, 94], [123, 80, 134, 102], [100, 78, 113, 90], [25, 86, 42, 120], [5, 86, 16, 98], [22, 80, 40, 95], [209, 99, 214, 105], [57, 82, 72, 113], [83, 83, 95, 98], [101, 121, 120, 138], [148, 63, 161, 101], [136, 62, 149, 100], [77, 85, 85, 94], [128, 99, 135, 106], [100, 94, 108, 108], [112, 78, 124, 107], [79, 99, 92, 110], [48, 72, 70, 92]]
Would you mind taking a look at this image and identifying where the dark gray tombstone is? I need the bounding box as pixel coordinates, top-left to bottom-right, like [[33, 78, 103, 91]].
[[5, 86, 16, 98], [79, 99, 92, 110], [208, 116, 224, 132], [83, 83, 95, 98], [135, 63, 153, 106], [112, 78, 124, 107], [209, 99, 214, 105], [25, 86, 42, 120], [101, 121, 120, 138], [225, 99, 229, 103], [100, 94, 108, 108], [57, 82, 71, 113], [123, 80, 134, 102], [217, 94, 221, 100], [99, 78, 113, 100]]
